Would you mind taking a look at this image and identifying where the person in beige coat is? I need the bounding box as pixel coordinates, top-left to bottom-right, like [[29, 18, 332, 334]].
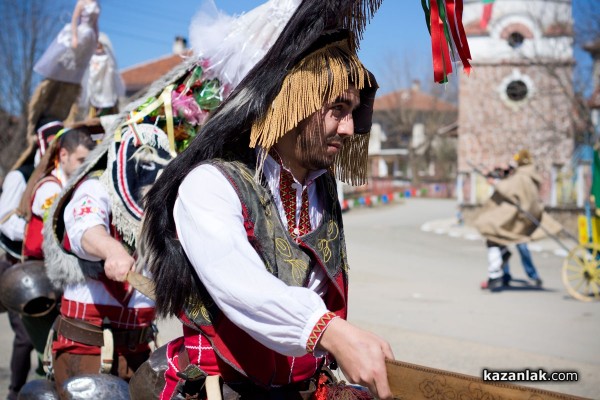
[[474, 150, 549, 291]]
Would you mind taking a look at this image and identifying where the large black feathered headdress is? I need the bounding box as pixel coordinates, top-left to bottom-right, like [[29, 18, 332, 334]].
[[177, 0, 383, 185], [143, 0, 384, 317]]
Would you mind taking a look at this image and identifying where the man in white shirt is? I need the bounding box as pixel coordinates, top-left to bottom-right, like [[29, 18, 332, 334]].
[[136, 2, 394, 399], [22, 128, 95, 260], [1, 120, 63, 259], [49, 126, 159, 396], [12, 127, 95, 398]]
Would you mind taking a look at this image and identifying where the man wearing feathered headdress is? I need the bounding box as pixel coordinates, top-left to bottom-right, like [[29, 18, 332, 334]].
[[40, 0, 305, 396], [138, 1, 394, 398]]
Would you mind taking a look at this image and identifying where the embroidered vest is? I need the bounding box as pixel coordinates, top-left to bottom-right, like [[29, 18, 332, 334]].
[[23, 175, 62, 260], [180, 160, 350, 386]]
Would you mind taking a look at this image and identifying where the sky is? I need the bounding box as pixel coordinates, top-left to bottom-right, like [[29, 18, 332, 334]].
[[54, 0, 595, 94], [96, 0, 435, 91]]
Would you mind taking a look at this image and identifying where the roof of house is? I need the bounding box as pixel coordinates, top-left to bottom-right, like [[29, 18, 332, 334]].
[[374, 88, 457, 113], [120, 52, 190, 95]]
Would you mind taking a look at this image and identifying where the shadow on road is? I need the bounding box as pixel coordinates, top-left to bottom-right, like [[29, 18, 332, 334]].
[[486, 279, 560, 293]]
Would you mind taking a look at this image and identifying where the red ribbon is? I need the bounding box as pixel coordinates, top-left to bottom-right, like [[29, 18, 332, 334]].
[[480, 2, 494, 29], [446, 0, 472, 75], [429, 0, 473, 82], [430, 1, 452, 83], [455, 0, 472, 60]]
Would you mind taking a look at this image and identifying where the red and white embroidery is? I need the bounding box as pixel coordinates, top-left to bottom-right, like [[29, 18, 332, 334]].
[[306, 311, 338, 353]]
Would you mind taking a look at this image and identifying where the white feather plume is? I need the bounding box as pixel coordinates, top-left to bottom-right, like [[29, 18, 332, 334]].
[[189, 0, 301, 89]]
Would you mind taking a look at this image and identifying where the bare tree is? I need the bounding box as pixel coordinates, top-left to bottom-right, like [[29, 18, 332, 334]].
[[524, 1, 599, 146], [433, 134, 458, 183], [574, 0, 600, 47], [0, 0, 68, 173], [573, 0, 600, 137], [374, 62, 458, 186]]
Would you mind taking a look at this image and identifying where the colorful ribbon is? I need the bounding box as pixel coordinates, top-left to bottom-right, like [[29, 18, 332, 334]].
[[480, 0, 495, 29], [422, 0, 472, 83], [160, 85, 177, 156], [120, 85, 177, 156], [446, 0, 472, 75]]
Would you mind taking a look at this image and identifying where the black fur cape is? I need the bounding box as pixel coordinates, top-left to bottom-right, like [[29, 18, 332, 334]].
[[141, 0, 382, 317]]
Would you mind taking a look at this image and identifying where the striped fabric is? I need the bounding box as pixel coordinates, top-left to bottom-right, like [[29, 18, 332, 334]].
[[53, 298, 155, 355]]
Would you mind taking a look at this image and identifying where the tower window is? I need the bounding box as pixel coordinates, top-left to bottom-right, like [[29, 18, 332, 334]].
[[506, 80, 528, 101], [507, 32, 525, 48]]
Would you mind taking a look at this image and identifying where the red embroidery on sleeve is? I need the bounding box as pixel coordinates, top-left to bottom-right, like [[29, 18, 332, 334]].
[[306, 311, 338, 354]]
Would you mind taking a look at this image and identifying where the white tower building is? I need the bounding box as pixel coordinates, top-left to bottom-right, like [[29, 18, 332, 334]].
[[458, 0, 575, 203]]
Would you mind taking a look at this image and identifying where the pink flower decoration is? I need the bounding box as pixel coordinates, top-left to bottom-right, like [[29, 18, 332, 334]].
[[171, 91, 205, 125]]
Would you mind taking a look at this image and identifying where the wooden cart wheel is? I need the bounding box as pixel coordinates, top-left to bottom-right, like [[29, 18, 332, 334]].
[[562, 243, 600, 302]]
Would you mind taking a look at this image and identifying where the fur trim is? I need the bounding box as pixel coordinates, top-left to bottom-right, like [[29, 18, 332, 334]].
[[42, 59, 198, 289]]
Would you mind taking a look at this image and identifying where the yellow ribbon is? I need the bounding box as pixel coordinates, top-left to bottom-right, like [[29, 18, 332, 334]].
[[119, 86, 177, 155], [114, 126, 122, 143], [160, 85, 176, 156]]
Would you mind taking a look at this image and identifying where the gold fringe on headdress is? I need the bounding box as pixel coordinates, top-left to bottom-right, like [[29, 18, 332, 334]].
[[250, 38, 372, 185], [333, 132, 370, 186]]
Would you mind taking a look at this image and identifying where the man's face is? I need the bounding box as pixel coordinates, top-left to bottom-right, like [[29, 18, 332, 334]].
[[59, 145, 90, 179], [293, 85, 360, 171]]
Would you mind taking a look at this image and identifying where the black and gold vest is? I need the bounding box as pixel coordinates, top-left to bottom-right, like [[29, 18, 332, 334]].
[[179, 160, 350, 386]]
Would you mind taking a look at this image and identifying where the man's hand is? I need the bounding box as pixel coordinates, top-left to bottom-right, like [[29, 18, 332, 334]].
[[81, 225, 133, 282], [317, 318, 394, 399], [103, 247, 134, 282]]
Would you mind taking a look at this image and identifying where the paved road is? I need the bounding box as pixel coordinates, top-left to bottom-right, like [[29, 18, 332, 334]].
[[1, 198, 598, 398], [342, 199, 598, 399]]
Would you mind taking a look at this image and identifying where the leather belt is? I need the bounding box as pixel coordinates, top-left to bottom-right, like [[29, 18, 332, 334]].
[[56, 316, 153, 348]]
